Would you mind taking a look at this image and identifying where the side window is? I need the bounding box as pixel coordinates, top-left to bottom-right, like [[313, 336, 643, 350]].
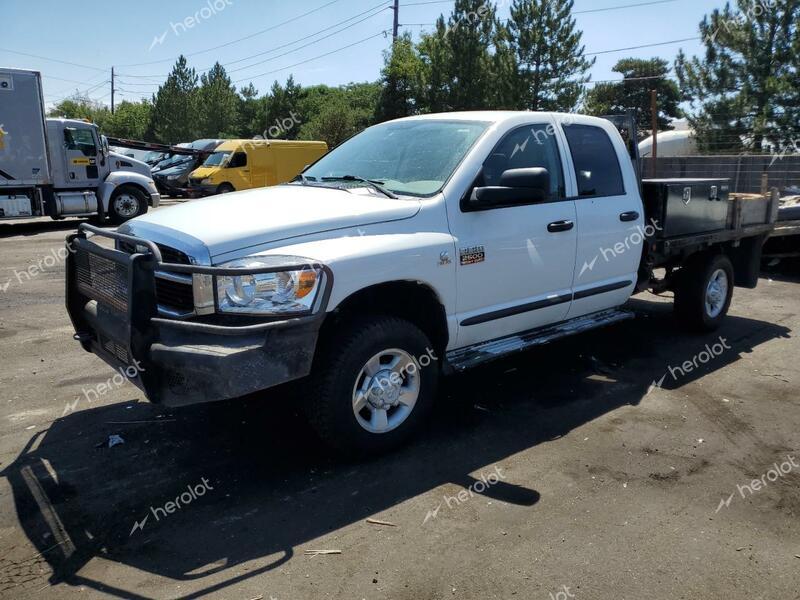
[[480, 125, 565, 201], [64, 128, 98, 157], [563, 124, 625, 198], [228, 152, 247, 168]]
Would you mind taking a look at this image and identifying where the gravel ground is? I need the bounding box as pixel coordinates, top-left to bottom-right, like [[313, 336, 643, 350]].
[[0, 209, 798, 600]]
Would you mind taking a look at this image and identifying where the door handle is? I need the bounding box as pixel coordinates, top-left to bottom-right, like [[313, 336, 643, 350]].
[[620, 211, 640, 222], [547, 220, 574, 233]]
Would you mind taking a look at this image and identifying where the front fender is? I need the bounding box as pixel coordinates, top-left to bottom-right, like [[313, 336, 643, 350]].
[[99, 172, 161, 212]]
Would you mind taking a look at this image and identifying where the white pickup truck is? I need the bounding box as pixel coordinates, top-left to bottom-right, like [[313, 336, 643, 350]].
[[66, 112, 777, 453]]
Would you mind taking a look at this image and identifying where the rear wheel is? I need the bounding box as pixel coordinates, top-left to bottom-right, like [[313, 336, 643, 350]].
[[305, 316, 439, 455], [674, 253, 734, 332], [109, 185, 148, 225]]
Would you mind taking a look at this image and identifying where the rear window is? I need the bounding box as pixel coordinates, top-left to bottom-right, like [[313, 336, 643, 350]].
[[563, 124, 625, 198]]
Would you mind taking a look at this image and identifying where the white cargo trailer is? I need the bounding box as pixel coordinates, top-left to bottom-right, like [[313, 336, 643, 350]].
[[0, 68, 160, 224]]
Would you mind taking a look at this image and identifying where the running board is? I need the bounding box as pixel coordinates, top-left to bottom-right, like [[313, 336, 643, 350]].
[[446, 309, 635, 372]]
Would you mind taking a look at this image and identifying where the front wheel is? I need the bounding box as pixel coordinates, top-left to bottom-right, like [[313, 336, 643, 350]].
[[674, 253, 734, 332], [109, 185, 148, 225], [305, 316, 439, 455], [216, 183, 235, 195]]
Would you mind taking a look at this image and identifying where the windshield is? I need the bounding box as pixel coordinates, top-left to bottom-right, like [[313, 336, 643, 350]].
[[155, 154, 194, 170], [203, 151, 232, 167], [143, 151, 166, 164], [302, 120, 490, 197]]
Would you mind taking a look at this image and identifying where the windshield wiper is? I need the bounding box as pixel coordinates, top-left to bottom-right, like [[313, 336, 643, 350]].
[[321, 175, 398, 199]]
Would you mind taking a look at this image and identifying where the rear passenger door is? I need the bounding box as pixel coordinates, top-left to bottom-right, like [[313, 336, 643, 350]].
[[561, 123, 644, 319]]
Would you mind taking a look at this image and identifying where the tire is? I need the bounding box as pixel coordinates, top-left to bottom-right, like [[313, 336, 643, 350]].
[[109, 185, 148, 225], [216, 183, 235, 195], [674, 253, 734, 332], [305, 316, 439, 455]]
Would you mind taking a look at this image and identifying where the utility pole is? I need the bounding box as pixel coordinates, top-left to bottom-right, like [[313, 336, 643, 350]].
[[392, 0, 399, 41], [111, 66, 115, 114], [650, 89, 658, 178]]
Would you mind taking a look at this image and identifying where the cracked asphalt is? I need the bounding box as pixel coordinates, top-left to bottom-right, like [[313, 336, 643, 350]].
[[0, 210, 798, 599]]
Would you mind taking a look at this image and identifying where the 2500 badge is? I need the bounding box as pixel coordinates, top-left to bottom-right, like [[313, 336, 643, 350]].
[[460, 245, 485, 266]]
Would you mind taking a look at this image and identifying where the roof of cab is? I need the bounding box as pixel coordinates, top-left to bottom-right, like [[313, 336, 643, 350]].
[[393, 110, 608, 127]]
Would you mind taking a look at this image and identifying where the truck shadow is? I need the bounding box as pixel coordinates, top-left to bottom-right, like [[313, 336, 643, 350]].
[[0, 298, 790, 599], [0, 218, 92, 239]]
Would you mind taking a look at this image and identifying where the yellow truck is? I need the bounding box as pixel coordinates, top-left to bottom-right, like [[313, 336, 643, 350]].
[[187, 139, 328, 196]]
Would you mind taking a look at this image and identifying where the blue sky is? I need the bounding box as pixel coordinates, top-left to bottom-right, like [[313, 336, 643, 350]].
[[2, 0, 722, 108]]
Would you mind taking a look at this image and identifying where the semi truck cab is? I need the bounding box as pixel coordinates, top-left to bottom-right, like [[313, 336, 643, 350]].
[[0, 68, 159, 224]]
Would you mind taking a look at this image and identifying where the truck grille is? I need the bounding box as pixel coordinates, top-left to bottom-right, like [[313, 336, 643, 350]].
[[75, 249, 129, 314], [118, 240, 195, 315], [118, 241, 192, 266], [155, 278, 195, 312]]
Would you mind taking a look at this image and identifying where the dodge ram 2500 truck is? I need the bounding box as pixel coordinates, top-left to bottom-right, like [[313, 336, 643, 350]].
[[66, 112, 777, 453]]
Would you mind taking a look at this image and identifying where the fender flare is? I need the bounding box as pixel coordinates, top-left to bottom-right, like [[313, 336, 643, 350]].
[[98, 172, 159, 213]]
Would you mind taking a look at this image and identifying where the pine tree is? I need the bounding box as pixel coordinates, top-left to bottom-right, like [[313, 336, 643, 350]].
[[238, 83, 264, 138], [265, 76, 304, 139], [417, 20, 453, 113], [507, 0, 594, 111], [584, 58, 681, 134], [376, 33, 424, 121], [148, 56, 199, 143], [443, 0, 498, 110], [675, 1, 800, 154], [197, 63, 240, 138]]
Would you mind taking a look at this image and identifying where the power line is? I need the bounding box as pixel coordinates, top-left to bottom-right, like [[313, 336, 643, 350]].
[[226, 9, 392, 74], [400, 0, 682, 16], [232, 30, 391, 84], [0, 48, 107, 72], [118, 0, 392, 79], [116, 0, 347, 67], [574, 0, 681, 15], [586, 36, 699, 56], [45, 79, 111, 102]]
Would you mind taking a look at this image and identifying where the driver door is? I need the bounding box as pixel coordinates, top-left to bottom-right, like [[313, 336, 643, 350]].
[[62, 126, 102, 188], [447, 121, 578, 349]]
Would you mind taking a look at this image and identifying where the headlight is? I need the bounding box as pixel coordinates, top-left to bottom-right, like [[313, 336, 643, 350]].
[[215, 257, 325, 315], [200, 178, 212, 185]]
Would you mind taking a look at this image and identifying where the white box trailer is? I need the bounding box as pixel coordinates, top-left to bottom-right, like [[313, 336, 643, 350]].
[[0, 68, 160, 224], [0, 69, 50, 188]]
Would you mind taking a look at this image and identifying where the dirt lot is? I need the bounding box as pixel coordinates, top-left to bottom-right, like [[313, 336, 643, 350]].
[[0, 208, 798, 600]]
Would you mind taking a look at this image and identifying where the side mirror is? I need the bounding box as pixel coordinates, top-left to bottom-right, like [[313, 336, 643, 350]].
[[466, 167, 550, 211]]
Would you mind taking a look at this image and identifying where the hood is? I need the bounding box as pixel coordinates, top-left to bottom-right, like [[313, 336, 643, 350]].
[[120, 184, 421, 259], [155, 163, 193, 178], [190, 166, 219, 178], [110, 152, 151, 178]]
